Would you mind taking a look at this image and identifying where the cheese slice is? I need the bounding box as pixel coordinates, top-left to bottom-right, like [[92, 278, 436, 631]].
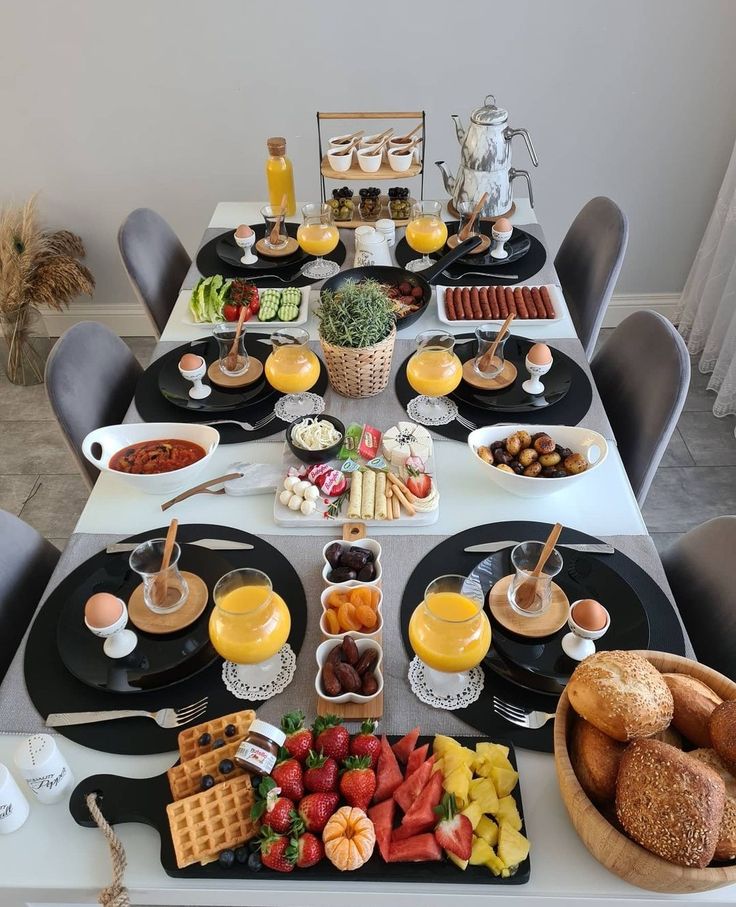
[[382, 422, 433, 467]]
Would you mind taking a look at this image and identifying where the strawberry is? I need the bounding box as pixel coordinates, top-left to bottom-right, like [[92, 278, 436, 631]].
[[271, 753, 304, 801], [433, 793, 472, 861], [287, 831, 324, 869], [303, 750, 338, 793], [350, 719, 381, 769], [313, 715, 349, 763], [251, 777, 295, 835], [339, 756, 377, 811], [406, 469, 432, 499], [281, 711, 313, 764], [259, 827, 294, 873], [297, 792, 339, 833]]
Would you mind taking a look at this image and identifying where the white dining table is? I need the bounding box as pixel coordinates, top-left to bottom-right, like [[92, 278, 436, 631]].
[[0, 201, 729, 907]]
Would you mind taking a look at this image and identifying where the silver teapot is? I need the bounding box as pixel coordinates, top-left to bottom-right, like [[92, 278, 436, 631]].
[[436, 94, 539, 218]]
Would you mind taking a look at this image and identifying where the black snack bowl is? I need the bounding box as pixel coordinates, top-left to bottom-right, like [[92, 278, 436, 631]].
[[286, 414, 345, 464]]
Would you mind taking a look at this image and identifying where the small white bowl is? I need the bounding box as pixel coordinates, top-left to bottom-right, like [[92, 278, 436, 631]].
[[361, 132, 388, 147], [357, 147, 384, 173], [328, 133, 356, 150], [327, 147, 354, 172], [467, 424, 608, 499], [315, 638, 383, 704], [387, 147, 415, 172], [321, 539, 382, 588], [389, 138, 420, 162], [320, 584, 383, 640]]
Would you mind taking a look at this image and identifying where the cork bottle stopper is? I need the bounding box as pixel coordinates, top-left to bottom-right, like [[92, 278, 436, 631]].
[[267, 137, 286, 156]]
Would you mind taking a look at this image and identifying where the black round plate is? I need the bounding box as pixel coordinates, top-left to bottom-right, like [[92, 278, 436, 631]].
[[464, 550, 650, 695], [157, 335, 274, 413], [24, 524, 308, 755], [215, 223, 307, 271], [452, 335, 572, 412], [445, 222, 531, 266], [56, 544, 232, 693]]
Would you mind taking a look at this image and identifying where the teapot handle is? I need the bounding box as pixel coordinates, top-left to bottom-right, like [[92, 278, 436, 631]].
[[505, 127, 539, 167], [509, 169, 534, 209]]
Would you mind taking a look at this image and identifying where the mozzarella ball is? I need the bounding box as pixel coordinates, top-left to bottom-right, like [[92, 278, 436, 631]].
[[300, 499, 317, 516], [287, 494, 303, 511], [284, 476, 300, 492], [279, 490, 292, 505], [303, 484, 319, 501]]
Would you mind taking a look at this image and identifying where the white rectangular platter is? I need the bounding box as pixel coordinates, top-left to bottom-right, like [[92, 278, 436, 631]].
[[184, 285, 309, 329], [436, 283, 564, 328]]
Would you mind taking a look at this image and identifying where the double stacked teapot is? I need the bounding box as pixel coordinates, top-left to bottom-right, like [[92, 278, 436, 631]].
[[436, 94, 538, 218]]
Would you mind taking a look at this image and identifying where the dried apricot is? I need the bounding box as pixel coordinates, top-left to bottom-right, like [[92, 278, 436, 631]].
[[324, 609, 341, 635], [356, 605, 377, 629], [338, 601, 361, 632], [349, 587, 373, 609], [327, 590, 349, 609], [370, 588, 381, 609]]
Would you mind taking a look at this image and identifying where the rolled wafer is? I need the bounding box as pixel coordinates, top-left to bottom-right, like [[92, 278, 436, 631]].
[[347, 469, 363, 519], [374, 472, 388, 520], [361, 469, 376, 520]]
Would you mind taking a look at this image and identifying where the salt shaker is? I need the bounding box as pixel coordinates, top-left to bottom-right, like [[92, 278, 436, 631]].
[[0, 763, 30, 833], [234, 224, 257, 264], [375, 218, 396, 247], [84, 592, 138, 659], [13, 735, 74, 805], [490, 217, 513, 260], [178, 354, 211, 400], [522, 343, 553, 395]]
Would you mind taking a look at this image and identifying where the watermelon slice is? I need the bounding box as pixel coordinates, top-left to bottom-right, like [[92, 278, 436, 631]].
[[373, 735, 404, 803], [399, 769, 444, 836], [391, 817, 435, 841], [393, 755, 435, 813], [388, 833, 442, 863], [405, 742, 429, 779], [368, 798, 395, 862], [391, 727, 420, 763]]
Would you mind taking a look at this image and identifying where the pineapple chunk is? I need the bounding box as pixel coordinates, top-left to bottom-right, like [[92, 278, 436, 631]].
[[468, 776, 499, 814], [432, 757, 444, 775], [475, 814, 499, 846], [461, 801, 483, 830], [484, 848, 506, 876], [491, 765, 519, 798], [445, 767, 471, 807], [495, 795, 522, 831], [443, 751, 474, 776], [472, 756, 495, 779], [497, 822, 530, 870], [447, 851, 469, 871], [475, 741, 510, 764], [469, 835, 494, 866], [433, 734, 462, 757]]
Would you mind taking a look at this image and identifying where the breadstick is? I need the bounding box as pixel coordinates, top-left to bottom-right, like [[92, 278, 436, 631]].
[[388, 480, 415, 516], [522, 285, 537, 318], [361, 469, 376, 521], [392, 496, 401, 519], [470, 287, 482, 319], [540, 285, 555, 319], [374, 472, 388, 521], [386, 471, 417, 503], [496, 286, 508, 318], [515, 287, 528, 318], [347, 469, 363, 519], [386, 497, 393, 520]]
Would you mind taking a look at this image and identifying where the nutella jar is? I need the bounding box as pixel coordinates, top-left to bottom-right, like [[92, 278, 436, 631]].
[[235, 719, 286, 776]]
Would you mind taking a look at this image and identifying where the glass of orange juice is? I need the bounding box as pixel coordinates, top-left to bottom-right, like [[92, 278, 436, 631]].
[[265, 328, 323, 420], [209, 568, 292, 692], [408, 574, 491, 699], [297, 203, 340, 280], [405, 200, 448, 272], [406, 330, 463, 425]]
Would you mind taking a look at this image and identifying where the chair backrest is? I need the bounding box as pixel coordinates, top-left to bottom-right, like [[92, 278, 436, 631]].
[[591, 310, 690, 504], [118, 208, 191, 336], [661, 516, 736, 679], [555, 197, 629, 358], [0, 510, 60, 682], [45, 321, 143, 488]]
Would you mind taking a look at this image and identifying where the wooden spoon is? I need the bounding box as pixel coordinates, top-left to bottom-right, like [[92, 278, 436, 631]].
[[161, 473, 242, 511], [458, 192, 489, 242], [153, 518, 178, 607], [394, 123, 422, 144], [226, 304, 247, 372], [269, 193, 288, 245], [331, 129, 364, 145], [364, 137, 389, 157], [369, 127, 394, 144], [514, 523, 563, 611], [478, 311, 515, 372], [392, 137, 421, 156], [332, 138, 360, 157]]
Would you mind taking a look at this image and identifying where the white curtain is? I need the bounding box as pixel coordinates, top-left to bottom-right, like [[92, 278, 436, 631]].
[[678, 142, 736, 425]]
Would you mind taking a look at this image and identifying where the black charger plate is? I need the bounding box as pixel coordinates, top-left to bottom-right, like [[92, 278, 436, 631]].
[[24, 524, 308, 755], [464, 549, 650, 695], [56, 544, 232, 693], [452, 335, 572, 413], [135, 337, 329, 443], [444, 222, 531, 267], [400, 522, 687, 753], [69, 735, 530, 885], [216, 226, 307, 271]]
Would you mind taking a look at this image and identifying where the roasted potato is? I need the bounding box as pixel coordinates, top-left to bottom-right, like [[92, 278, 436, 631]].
[[563, 453, 588, 474], [516, 430, 532, 450], [533, 435, 556, 455], [539, 451, 561, 467], [517, 447, 538, 467], [523, 462, 542, 477], [496, 464, 515, 474], [505, 433, 523, 456], [477, 445, 493, 464]]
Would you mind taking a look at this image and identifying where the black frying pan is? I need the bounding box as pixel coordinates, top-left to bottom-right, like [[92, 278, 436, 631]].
[[319, 235, 482, 329]]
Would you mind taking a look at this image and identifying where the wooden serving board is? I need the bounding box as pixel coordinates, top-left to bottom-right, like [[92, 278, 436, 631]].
[[321, 155, 421, 181]]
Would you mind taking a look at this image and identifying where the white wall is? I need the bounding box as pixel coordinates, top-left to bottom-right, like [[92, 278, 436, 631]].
[[3, 0, 736, 329]]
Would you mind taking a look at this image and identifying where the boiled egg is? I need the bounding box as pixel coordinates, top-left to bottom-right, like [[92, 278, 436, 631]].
[[494, 217, 513, 234], [527, 343, 553, 366], [572, 599, 608, 632], [234, 224, 253, 239], [85, 593, 123, 629], [179, 353, 203, 371]]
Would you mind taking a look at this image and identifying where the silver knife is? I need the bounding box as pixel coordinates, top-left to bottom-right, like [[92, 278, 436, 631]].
[[106, 538, 254, 554], [464, 541, 614, 555]]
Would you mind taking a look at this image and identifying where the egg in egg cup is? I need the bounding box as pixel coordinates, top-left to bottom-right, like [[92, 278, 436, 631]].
[[561, 599, 610, 661]]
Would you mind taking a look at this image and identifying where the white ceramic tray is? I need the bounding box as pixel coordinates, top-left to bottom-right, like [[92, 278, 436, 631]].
[[184, 285, 309, 329], [436, 283, 564, 328]]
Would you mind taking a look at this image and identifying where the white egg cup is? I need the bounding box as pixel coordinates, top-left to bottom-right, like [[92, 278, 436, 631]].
[[84, 598, 138, 659], [490, 227, 513, 260], [234, 230, 257, 265], [561, 600, 611, 661], [178, 357, 211, 400], [522, 355, 553, 395]]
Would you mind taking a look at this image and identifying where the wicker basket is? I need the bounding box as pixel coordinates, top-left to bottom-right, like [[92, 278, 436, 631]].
[[319, 326, 396, 398]]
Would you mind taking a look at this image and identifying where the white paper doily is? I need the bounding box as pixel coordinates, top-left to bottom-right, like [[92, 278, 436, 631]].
[[406, 395, 459, 426], [221, 645, 297, 701], [407, 656, 485, 710], [274, 393, 326, 423]]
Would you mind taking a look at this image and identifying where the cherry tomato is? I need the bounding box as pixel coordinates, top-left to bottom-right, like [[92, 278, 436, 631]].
[[223, 303, 240, 322]]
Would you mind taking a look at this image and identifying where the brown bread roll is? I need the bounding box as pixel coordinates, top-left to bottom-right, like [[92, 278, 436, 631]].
[[690, 748, 736, 861], [570, 718, 625, 805], [663, 673, 722, 747], [616, 739, 725, 867], [567, 651, 674, 741], [710, 700, 736, 775]]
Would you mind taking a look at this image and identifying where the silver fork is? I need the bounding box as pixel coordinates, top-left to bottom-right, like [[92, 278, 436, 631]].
[[247, 273, 300, 283], [493, 696, 555, 730], [441, 270, 519, 281], [46, 696, 209, 729], [202, 412, 277, 432], [455, 413, 478, 431]]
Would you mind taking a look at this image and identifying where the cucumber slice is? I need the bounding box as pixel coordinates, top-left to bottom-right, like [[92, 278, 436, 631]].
[[277, 303, 300, 322]]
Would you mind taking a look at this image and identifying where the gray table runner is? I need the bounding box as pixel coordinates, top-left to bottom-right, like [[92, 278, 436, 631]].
[[0, 530, 693, 738]]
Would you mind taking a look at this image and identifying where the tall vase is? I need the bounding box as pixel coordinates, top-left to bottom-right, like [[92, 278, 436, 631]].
[[0, 307, 52, 386]]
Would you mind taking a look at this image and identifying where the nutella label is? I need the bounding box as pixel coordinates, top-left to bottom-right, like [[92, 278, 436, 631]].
[[236, 741, 277, 774]]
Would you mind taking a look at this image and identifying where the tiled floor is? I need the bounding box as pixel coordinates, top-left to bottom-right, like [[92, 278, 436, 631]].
[[0, 333, 734, 553]]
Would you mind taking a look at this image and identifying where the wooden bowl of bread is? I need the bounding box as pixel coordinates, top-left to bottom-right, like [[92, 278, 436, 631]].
[[554, 650, 736, 893]]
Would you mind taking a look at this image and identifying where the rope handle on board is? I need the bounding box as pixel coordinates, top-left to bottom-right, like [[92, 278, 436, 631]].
[[86, 792, 130, 907]]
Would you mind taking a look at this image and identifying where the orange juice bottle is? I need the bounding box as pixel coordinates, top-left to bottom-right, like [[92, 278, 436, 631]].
[[265, 137, 296, 216]]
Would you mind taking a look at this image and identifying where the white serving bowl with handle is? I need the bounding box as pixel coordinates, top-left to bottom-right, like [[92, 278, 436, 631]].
[[467, 424, 608, 498], [82, 422, 220, 495]]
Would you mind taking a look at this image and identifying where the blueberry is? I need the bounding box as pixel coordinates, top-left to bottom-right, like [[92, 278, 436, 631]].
[[198, 732, 211, 747], [212, 738, 225, 749], [200, 774, 215, 791], [224, 724, 236, 738], [247, 851, 262, 872], [219, 759, 234, 775], [235, 845, 249, 864], [218, 849, 235, 869]]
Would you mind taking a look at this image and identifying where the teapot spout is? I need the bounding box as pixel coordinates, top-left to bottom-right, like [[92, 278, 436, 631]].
[[435, 161, 455, 195], [451, 114, 466, 144]]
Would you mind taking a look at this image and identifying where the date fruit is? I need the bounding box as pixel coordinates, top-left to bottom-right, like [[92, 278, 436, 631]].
[[328, 566, 357, 584], [354, 649, 378, 677], [322, 662, 342, 697], [326, 643, 344, 666], [340, 636, 359, 666], [334, 662, 361, 693], [361, 671, 379, 696]]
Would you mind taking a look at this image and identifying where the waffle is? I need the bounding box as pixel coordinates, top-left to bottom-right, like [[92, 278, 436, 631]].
[[177, 710, 256, 762], [167, 774, 259, 868], [168, 739, 247, 801]]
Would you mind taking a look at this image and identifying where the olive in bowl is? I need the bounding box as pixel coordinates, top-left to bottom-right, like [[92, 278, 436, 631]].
[[286, 415, 345, 465]]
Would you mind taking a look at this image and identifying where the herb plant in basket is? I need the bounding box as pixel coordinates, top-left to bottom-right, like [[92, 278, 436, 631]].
[[316, 280, 397, 398]]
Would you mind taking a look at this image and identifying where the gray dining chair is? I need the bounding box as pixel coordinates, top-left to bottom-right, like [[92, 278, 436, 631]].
[[0, 510, 59, 682], [661, 516, 736, 679], [45, 321, 143, 488], [591, 310, 690, 505], [555, 197, 629, 358], [118, 208, 191, 336]]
